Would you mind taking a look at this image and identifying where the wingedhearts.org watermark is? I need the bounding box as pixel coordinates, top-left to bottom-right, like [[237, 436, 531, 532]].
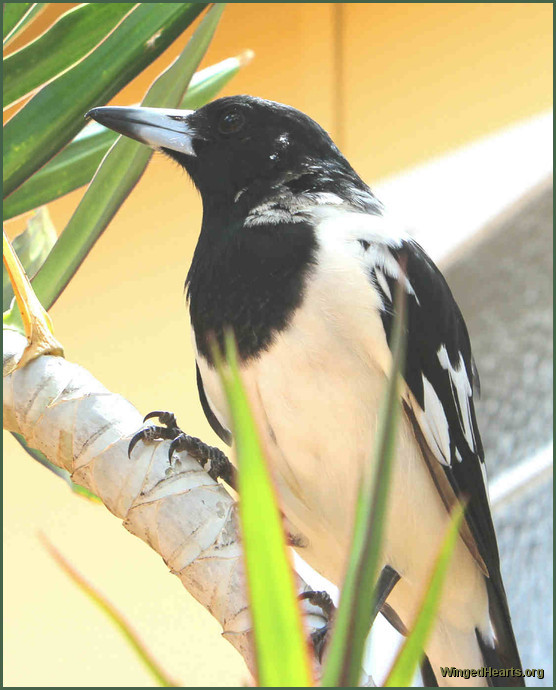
[[440, 666, 545, 681]]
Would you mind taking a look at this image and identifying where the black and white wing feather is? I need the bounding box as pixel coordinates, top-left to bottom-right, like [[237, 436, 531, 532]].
[[368, 235, 523, 671], [370, 238, 499, 579]]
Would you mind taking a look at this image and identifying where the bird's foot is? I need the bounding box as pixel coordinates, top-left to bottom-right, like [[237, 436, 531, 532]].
[[299, 590, 336, 663], [128, 411, 237, 489]]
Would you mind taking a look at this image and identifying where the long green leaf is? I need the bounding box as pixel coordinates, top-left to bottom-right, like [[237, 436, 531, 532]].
[[4, 4, 134, 109], [3, 2, 207, 197], [28, 3, 225, 312], [3, 124, 114, 221], [321, 280, 407, 687], [215, 333, 313, 687], [4, 3, 30, 42], [3, 3, 46, 46], [3, 52, 251, 221], [3, 207, 56, 309], [40, 536, 176, 687], [385, 504, 465, 687]]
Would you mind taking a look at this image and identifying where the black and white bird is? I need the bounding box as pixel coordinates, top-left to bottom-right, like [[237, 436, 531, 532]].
[[88, 96, 523, 686]]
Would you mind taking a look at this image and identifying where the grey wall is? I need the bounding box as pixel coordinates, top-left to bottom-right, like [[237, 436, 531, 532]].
[[444, 177, 553, 686]]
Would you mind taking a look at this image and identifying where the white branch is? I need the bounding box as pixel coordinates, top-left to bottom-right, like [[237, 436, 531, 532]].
[[3, 327, 328, 679]]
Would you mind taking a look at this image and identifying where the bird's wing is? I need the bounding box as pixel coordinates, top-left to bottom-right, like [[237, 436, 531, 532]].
[[367, 235, 523, 673], [368, 236, 500, 580]]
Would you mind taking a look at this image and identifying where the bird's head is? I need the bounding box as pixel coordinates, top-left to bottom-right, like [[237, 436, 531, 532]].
[[87, 95, 367, 211]]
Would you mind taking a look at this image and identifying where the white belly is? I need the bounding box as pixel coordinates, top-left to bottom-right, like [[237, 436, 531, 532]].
[[195, 236, 489, 649]]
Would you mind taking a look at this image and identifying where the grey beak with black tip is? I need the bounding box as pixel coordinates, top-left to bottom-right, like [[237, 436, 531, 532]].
[[86, 106, 197, 156]]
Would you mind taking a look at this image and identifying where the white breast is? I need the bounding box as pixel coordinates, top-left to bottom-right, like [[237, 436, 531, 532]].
[[195, 215, 488, 643]]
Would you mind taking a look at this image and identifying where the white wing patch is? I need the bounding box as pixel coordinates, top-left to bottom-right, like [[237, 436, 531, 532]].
[[419, 375, 451, 465], [437, 345, 477, 454]]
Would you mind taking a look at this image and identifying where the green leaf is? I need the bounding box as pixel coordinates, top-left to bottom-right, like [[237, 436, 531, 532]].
[[41, 536, 176, 686], [4, 4, 134, 109], [321, 279, 407, 688], [3, 123, 114, 221], [3, 3, 46, 46], [30, 3, 225, 312], [215, 333, 313, 687], [3, 2, 207, 197], [3, 3, 32, 40], [385, 504, 466, 687], [3, 3, 31, 39], [3, 207, 57, 310], [182, 50, 253, 110], [11, 432, 101, 502], [3, 51, 251, 220]]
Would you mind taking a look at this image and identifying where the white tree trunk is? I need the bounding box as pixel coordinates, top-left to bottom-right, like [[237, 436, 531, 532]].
[[3, 327, 329, 680]]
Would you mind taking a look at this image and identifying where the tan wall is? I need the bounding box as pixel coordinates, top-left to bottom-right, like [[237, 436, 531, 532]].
[[4, 3, 552, 686]]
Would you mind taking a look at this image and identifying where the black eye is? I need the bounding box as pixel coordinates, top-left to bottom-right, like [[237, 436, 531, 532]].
[[217, 110, 245, 135]]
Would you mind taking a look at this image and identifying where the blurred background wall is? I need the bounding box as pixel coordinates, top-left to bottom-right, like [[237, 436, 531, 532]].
[[4, 3, 552, 686]]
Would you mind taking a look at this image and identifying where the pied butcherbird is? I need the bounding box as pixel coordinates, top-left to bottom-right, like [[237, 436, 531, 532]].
[[88, 96, 523, 686]]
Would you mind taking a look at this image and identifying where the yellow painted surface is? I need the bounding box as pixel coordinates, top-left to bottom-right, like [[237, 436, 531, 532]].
[[3, 3, 552, 687]]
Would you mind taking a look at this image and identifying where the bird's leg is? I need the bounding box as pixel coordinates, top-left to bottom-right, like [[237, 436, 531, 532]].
[[128, 411, 237, 490], [373, 564, 400, 623], [298, 590, 336, 663], [298, 565, 400, 663]]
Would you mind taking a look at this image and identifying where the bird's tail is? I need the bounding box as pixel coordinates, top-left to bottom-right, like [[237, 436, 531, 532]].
[[475, 576, 524, 687], [424, 576, 524, 687]]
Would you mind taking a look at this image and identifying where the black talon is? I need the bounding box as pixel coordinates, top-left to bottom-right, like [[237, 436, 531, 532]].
[[299, 590, 336, 662], [128, 424, 178, 458], [128, 410, 237, 489], [299, 590, 335, 620], [143, 410, 178, 428], [168, 432, 237, 489]]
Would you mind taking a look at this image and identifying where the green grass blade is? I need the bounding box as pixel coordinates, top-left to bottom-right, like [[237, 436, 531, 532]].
[[2, 124, 115, 221], [3, 3, 46, 46], [182, 50, 253, 109], [28, 4, 225, 312], [3, 51, 251, 220], [3, 207, 56, 309], [4, 4, 134, 109], [40, 535, 176, 686], [3, 3, 35, 43], [385, 504, 466, 687], [321, 280, 407, 688], [214, 333, 313, 687], [3, 3, 207, 197]]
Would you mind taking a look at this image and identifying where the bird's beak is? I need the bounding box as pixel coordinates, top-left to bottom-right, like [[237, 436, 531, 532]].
[[86, 106, 197, 156]]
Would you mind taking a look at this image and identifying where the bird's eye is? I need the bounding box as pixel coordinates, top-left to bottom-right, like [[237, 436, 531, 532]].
[[218, 110, 245, 135]]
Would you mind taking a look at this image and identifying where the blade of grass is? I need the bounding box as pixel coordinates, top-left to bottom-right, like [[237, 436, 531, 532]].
[[3, 3, 31, 39], [183, 50, 254, 110], [4, 3, 134, 109], [214, 332, 313, 687], [27, 3, 225, 313], [3, 3, 32, 41], [3, 2, 207, 197], [384, 504, 466, 687], [3, 3, 46, 46], [3, 51, 252, 221], [3, 207, 57, 309], [40, 535, 177, 687], [321, 278, 407, 688]]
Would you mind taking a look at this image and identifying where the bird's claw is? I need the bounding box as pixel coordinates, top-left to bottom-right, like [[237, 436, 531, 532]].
[[128, 410, 237, 489], [128, 423, 179, 459], [143, 410, 178, 427], [299, 590, 336, 662]]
